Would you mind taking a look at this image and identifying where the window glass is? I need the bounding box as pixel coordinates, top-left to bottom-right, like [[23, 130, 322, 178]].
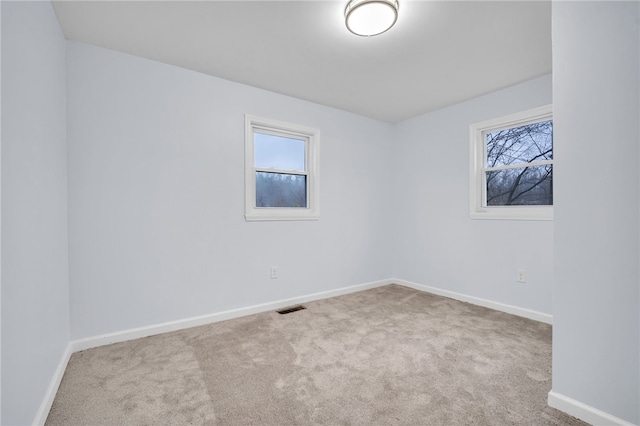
[[254, 132, 306, 172], [486, 120, 553, 168], [486, 165, 553, 206], [485, 119, 553, 207], [256, 172, 307, 208]]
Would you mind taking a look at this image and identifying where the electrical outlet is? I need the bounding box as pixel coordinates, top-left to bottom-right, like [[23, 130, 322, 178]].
[[270, 266, 278, 279], [516, 269, 527, 283]]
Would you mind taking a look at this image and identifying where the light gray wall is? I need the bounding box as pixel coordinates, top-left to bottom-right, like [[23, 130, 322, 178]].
[[0, 2, 70, 425], [66, 41, 394, 340], [392, 75, 554, 315], [552, 2, 639, 424], [0, 2, 3, 422]]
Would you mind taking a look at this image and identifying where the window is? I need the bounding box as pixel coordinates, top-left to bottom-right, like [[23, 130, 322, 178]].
[[245, 115, 319, 221], [470, 105, 553, 220]]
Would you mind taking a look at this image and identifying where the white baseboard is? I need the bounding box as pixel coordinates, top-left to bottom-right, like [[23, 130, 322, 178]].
[[39, 277, 553, 426], [44, 279, 640, 426], [33, 343, 73, 426], [392, 278, 553, 324], [71, 278, 393, 353], [40, 278, 639, 426], [548, 390, 636, 426]]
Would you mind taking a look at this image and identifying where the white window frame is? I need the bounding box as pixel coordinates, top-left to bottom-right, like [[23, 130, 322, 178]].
[[245, 114, 320, 221], [469, 105, 553, 221]]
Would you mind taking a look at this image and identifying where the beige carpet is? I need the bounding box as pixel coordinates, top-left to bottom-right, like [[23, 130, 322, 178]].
[[46, 284, 586, 425]]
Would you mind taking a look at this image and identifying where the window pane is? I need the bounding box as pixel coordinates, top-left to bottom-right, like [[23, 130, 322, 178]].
[[486, 165, 553, 206], [256, 172, 307, 208], [486, 120, 552, 168], [254, 132, 305, 172]]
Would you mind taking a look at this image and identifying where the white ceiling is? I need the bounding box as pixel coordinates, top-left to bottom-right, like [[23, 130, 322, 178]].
[[51, 0, 552, 123]]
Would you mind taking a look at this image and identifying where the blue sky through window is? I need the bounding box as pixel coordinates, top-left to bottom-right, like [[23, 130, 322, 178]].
[[254, 132, 305, 172]]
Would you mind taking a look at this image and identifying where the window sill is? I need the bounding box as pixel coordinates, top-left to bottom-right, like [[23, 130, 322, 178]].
[[245, 209, 319, 222], [471, 207, 553, 221]]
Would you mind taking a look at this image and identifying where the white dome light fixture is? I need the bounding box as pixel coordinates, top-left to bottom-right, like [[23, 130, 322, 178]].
[[345, 0, 399, 37]]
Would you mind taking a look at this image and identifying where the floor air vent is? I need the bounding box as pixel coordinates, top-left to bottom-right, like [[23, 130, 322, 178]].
[[277, 305, 306, 315]]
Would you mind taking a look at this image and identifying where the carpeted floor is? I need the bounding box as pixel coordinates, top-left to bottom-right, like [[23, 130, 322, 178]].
[[46, 284, 587, 425]]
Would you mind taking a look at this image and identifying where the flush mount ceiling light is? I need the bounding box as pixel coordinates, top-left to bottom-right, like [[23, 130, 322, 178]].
[[345, 0, 399, 37]]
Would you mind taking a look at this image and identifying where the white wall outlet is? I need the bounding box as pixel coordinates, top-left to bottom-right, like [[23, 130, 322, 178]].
[[270, 266, 278, 279], [516, 269, 527, 283]]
